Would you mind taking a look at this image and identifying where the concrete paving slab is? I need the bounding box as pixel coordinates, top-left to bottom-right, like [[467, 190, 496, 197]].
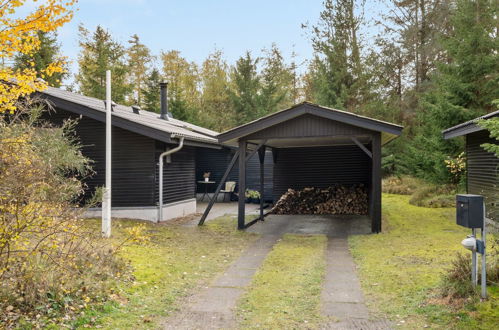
[[189, 287, 244, 313], [322, 301, 370, 319], [162, 234, 281, 329]]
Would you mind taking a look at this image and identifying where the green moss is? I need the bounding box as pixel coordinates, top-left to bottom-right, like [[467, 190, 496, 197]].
[[349, 194, 498, 328], [74, 216, 258, 329], [237, 234, 327, 329]]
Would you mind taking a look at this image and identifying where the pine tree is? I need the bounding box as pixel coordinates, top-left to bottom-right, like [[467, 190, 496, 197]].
[[141, 68, 161, 113], [228, 51, 261, 125], [127, 34, 153, 107], [75, 25, 130, 103], [13, 31, 67, 87]]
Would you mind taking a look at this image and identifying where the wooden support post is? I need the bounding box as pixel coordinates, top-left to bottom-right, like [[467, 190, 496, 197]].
[[258, 145, 266, 221], [238, 140, 247, 230], [198, 150, 240, 226], [371, 133, 382, 233]]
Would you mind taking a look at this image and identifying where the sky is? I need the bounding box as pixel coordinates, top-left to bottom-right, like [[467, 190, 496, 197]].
[[54, 0, 328, 86]]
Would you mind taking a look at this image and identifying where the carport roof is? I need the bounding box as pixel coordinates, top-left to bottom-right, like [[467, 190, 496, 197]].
[[218, 102, 403, 146]]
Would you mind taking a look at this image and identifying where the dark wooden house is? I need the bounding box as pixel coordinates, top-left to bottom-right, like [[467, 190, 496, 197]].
[[39, 86, 221, 222], [443, 111, 499, 226]]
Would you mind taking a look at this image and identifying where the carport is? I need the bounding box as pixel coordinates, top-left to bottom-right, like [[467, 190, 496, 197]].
[[199, 102, 402, 232]]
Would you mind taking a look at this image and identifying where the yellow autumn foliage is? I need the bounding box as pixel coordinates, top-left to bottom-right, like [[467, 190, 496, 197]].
[[0, 0, 76, 113]]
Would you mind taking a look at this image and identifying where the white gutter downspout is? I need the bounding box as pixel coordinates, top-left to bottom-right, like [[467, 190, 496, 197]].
[[158, 135, 184, 222]]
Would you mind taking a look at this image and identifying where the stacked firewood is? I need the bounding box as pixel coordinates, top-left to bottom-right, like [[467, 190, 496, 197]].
[[271, 184, 368, 215]]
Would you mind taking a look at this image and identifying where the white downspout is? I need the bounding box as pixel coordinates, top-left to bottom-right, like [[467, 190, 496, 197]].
[[158, 135, 184, 222]]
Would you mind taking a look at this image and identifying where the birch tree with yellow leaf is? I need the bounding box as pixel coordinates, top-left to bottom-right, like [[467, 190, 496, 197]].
[[0, 0, 76, 113]]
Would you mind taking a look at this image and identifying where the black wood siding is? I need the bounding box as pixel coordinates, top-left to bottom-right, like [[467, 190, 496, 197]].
[[195, 148, 274, 200], [466, 131, 499, 222], [155, 143, 196, 204], [43, 108, 197, 207], [273, 145, 370, 201]]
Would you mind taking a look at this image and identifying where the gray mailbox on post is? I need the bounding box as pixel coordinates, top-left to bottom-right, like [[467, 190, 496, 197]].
[[456, 194, 484, 228]]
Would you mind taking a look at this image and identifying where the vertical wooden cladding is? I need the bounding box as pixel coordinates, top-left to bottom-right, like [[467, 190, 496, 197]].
[[467, 131, 499, 222], [245, 114, 372, 140], [195, 147, 274, 200], [272, 145, 370, 201], [44, 109, 157, 207], [155, 143, 196, 204], [44, 108, 197, 207]]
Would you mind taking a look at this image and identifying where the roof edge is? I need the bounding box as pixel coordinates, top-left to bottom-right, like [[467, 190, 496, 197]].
[[218, 102, 403, 143]]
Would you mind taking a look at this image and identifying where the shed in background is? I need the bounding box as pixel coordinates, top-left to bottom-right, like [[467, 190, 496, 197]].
[[443, 111, 499, 226]]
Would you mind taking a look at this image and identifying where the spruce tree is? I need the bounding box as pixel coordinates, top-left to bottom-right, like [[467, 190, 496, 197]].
[[141, 68, 161, 113], [410, 0, 499, 182], [228, 51, 261, 125], [13, 31, 67, 87], [75, 25, 130, 103], [258, 44, 294, 113], [160, 50, 200, 122]]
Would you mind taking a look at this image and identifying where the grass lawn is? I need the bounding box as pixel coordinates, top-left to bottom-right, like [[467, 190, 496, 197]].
[[73, 215, 258, 329], [349, 194, 498, 329], [237, 234, 327, 329]]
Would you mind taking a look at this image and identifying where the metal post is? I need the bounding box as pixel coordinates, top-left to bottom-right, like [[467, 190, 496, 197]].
[[472, 228, 477, 286], [481, 202, 487, 299], [238, 140, 247, 230], [102, 70, 112, 238]]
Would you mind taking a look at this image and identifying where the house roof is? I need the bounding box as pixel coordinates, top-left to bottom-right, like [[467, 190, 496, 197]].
[[218, 102, 403, 146], [442, 110, 499, 139], [39, 87, 220, 148]]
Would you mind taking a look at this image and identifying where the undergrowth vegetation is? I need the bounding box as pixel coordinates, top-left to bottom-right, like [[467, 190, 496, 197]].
[[349, 194, 498, 329], [0, 105, 143, 328], [382, 175, 457, 208]]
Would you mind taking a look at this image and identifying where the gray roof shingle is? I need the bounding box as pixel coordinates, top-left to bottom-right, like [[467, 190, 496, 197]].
[[40, 87, 219, 145]]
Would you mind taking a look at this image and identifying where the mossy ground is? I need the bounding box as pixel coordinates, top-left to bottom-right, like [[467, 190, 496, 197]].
[[237, 234, 327, 329], [349, 194, 498, 329], [72, 216, 257, 329]]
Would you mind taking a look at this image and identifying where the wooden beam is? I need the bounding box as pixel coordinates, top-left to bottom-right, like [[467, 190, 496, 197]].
[[371, 133, 382, 233], [198, 150, 240, 226], [351, 137, 372, 158], [245, 140, 267, 162], [238, 140, 247, 230], [258, 146, 266, 221]]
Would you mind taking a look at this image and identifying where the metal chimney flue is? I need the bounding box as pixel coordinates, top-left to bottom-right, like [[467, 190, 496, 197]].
[[159, 82, 169, 120]]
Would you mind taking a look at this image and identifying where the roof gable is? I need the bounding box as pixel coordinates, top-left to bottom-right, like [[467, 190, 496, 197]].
[[218, 102, 403, 145]]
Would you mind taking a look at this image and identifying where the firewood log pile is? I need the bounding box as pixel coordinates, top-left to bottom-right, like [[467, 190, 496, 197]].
[[271, 184, 368, 215]]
